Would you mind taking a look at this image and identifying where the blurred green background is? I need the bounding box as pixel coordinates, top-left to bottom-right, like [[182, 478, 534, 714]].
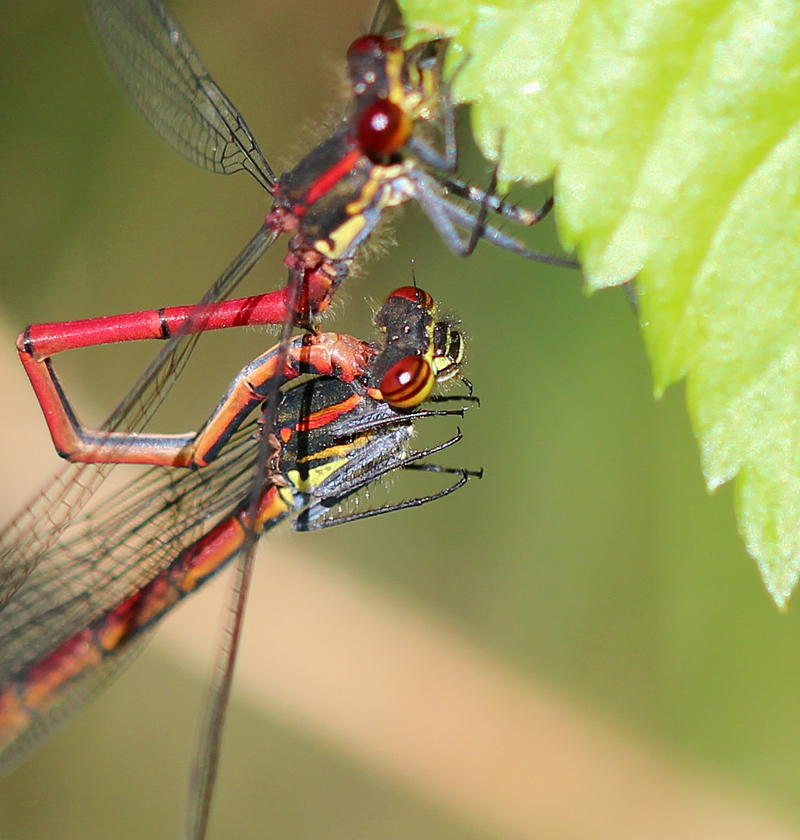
[[2, 1, 800, 839]]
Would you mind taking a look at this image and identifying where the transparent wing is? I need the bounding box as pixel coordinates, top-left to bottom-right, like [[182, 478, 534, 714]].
[[0, 223, 277, 609], [0, 417, 262, 687], [0, 417, 263, 774], [0, 639, 149, 776], [84, 0, 275, 191], [0, 377, 474, 778]]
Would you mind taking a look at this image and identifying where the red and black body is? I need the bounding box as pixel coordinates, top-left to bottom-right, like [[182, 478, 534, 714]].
[[76, 0, 574, 334], [0, 287, 478, 777]]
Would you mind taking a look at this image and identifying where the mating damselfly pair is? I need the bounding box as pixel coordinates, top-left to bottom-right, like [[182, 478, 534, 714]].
[[0, 0, 575, 835]]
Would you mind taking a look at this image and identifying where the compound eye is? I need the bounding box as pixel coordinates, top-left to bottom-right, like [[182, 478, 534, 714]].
[[381, 355, 435, 409], [347, 34, 388, 58], [358, 98, 412, 160]]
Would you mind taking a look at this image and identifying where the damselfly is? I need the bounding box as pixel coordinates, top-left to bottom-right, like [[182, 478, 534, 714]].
[[57, 0, 575, 456], [0, 285, 478, 834], [81, 0, 574, 325]]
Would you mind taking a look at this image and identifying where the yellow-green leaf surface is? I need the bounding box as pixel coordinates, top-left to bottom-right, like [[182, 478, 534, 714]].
[[400, 0, 800, 606]]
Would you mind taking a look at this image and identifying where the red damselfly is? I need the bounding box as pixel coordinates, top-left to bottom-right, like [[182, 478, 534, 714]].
[[80, 0, 575, 325], [69, 0, 575, 442], [0, 285, 478, 835]]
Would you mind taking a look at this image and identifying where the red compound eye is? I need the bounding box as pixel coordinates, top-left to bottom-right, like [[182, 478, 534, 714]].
[[358, 98, 412, 159], [347, 34, 388, 58], [381, 356, 435, 409], [387, 286, 435, 311]]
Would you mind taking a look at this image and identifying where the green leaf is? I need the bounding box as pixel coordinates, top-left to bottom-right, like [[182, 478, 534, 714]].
[[399, 0, 800, 606]]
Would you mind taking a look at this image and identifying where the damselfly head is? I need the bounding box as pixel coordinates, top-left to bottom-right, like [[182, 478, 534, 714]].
[[346, 28, 432, 163], [369, 286, 466, 410]]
